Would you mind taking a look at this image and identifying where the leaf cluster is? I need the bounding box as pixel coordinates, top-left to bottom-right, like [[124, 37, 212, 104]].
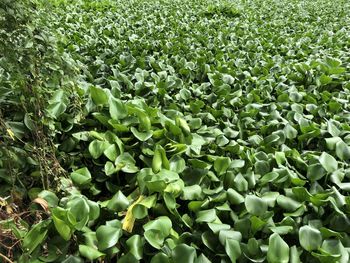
[[2, 0, 350, 262]]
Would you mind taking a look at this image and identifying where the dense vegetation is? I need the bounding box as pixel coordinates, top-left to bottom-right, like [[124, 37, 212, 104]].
[[1, 0, 350, 262]]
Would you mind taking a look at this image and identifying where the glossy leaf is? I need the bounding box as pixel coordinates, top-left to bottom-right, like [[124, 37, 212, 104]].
[[245, 195, 267, 216], [96, 225, 122, 251], [90, 86, 108, 105], [172, 244, 197, 263], [299, 225, 322, 251], [267, 233, 290, 263], [319, 152, 338, 173], [79, 245, 105, 260]]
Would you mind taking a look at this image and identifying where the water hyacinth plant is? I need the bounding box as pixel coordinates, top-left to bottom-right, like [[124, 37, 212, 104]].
[[1, 0, 350, 262]]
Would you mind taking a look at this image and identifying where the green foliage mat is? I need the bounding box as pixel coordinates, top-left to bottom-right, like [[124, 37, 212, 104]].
[[1, 0, 350, 262]]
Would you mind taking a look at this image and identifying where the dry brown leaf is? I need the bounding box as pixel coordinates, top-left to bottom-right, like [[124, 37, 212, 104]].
[[32, 197, 49, 212]]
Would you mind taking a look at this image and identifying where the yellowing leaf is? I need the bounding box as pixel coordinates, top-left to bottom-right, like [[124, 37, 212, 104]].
[[7, 128, 15, 140], [122, 195, 144, 233], [0, 197, 7, 207]]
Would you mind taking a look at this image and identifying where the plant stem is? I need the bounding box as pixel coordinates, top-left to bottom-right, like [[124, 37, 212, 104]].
[[0, 252, 14, 263]]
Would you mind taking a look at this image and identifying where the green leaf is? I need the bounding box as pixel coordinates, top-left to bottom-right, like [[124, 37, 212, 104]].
[[321, 239, 343, 256], [284, 124, 298, 139], [230, 159, 245, 169], [318, 74, 332, 86], [232, 173, 248, 192], [144, 229, 164, 249], [126, 235, 144, 260], [132, 204, 148, 219], [105, 161, 117, 175], [6, 121, 26, 139], [23, 220, 50, 254], [104, 144, 118, 161], [172, 244, 197, 263], [250, 216, 266, 233], [116, 153, 139, 173], [61, 256, 84, 263], [118, 253, 138, 263], [151, 253, 170, 263], [290, 245, 301, 263], [51, 207, 75, 241], [219, 230, 242, 246], [143, 169, 179, 193], [319, 152, 338, 173], [143, 216, 172, 249], [152, 145, 163, 173], [327, 121, 340, 137], [276, 195, 301, 211], [164, 179, 184, 197], [132, 194, 157, 219], [176, 117, 191, 135], [299, 225, 322, 251], [89, 140, 111, 159], [325, 57, 342, 68], [87, 200, 100, 221], [292, 187, 312, 202], [245, 195, 267, 216], [169, 155, 186, 173], [109, 97, 128, 119], [267, 233, 289, 263], [24, 113, 35, 131], [131, 127, 153, 141], [144, 216, 172, 235], [70, 167, 91, 185], [319, 227, 343, 239], [260, 171, 279, 185], [311, 239, 345, 262], [214, 157, 231, 175], [325, 137, 342, 150], [137, 111, 152, 131], [196, 209, 216, 223], [275, 152, 287, 165], [269, 226, 293, 235], [66, 197, 90, 230], [246, 238, 261, 257], [227, 188, 245, 204], [225, 239, 241, 263], [195, 254, 211, 263], [96, 225, 122, 251], [90, 86, 108, 105], [46, 102, 67, 119], [107, 190, 130, 212], [202, 231, 218, 251], [182, 185, 203, 200], [207, 223, 230, 234], [307, 163, 327, 181], [335, 140, 350, 160], [254, 161, 270, 175], [79, 245, 105, 260]]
